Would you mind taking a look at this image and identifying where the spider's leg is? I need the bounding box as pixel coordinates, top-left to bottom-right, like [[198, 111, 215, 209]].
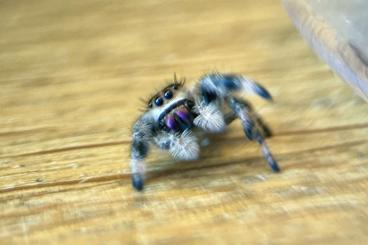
[[198, 73, 273, 104], [130, 140, 148, 191], [194, 72, 272, 133], [224, 111, 237, 125], [227, 97, 280, 172], [130, 116, 154, 191], [256, 115, 273, 138], [154, 130, 200, 161], [225, 102, 272, 138]]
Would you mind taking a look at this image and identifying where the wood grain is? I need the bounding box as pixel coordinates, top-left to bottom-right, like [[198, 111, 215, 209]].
[[1, 0, 368, 244]]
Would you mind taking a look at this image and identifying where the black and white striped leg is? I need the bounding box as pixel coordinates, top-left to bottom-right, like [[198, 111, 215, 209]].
[[130, 137, 149, 191], [225, 102, 272, 138], [224, 111, 237, 125], [256, 116, 273, 138], [255, 134, 280, 172], [227, 97, 280, 172], [198, 73, 273, 104]]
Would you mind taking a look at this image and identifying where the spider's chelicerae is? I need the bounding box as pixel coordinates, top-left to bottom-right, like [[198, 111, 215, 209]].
[[130, 73, 280, 191]]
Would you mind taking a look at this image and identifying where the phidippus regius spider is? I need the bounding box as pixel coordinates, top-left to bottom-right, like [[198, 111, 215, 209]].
[[130, 73, 280, 191]]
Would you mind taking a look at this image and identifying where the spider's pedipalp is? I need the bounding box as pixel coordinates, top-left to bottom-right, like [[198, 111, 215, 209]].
[[193, 101, 226, 132], [227, 97, 280, 172], [154, 130, 200, 161], [169, 130, 199, 160]]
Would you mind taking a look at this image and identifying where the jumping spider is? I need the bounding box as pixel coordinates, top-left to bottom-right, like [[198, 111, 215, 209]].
[[130, 73, 280, 191]]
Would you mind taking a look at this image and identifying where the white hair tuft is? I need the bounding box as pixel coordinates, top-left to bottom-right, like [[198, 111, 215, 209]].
[[193, 102, 226, 132], [169, 130, 199, 160]]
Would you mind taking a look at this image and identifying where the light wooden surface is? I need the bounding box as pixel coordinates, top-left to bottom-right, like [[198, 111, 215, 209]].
[[284, 0, 368, 101], [1, 0, 368, 244]]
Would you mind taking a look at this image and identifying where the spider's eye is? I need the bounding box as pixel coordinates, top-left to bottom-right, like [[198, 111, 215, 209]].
[[173, 84, 178, 90], [164, 90, 173, 100], [148, 102, 153, 108], [154, 97, 163, 106]]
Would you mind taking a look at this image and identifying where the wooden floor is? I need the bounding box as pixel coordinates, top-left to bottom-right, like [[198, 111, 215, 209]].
[[1, 0, 368, 244]]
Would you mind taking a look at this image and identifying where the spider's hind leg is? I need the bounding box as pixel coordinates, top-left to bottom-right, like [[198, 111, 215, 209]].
[[256, 116, 273, 138], [226, 97, 280, 172], [224, 102, 273, 139]]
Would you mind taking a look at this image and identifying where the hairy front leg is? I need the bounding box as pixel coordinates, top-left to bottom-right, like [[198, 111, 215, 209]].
[[130, 138, 148, 191], [130, 116, 154, 191]]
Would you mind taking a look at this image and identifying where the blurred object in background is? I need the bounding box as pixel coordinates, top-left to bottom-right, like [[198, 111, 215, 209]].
[[284, 0, 368, 102]]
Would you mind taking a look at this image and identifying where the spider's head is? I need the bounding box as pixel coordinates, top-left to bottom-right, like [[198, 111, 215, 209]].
[[146, 79, 185, 110], [146, 77, 195, 131]]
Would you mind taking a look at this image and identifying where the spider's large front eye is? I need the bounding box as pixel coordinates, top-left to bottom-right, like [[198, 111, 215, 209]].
[[154, 97, 163, 106], [164, 90, 173, 100]]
